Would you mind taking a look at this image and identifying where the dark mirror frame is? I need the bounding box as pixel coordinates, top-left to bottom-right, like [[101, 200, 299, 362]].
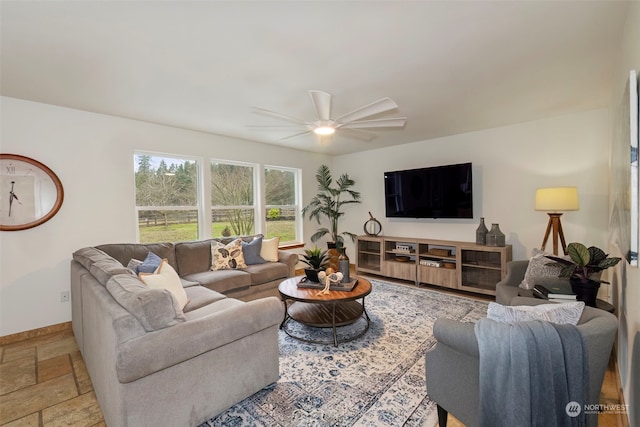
[[0, 154, 64, 231]]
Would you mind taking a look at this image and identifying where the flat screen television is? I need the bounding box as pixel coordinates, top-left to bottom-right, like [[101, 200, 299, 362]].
[[384, 162, 473, 219]]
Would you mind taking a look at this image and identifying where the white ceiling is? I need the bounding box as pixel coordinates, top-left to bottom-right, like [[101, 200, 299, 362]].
[[0, 1, 630, 156]]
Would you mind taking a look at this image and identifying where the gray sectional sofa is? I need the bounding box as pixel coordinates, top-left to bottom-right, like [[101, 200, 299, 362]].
[[70, 236, 297, 426]]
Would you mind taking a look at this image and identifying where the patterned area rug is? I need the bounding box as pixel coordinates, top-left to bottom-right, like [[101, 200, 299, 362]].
[[201, 279, 489, 427]]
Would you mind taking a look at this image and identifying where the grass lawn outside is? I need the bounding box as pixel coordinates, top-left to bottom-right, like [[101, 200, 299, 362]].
[[139, 220, 296, 243]]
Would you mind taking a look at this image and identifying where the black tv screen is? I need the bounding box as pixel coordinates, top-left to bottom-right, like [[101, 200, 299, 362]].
[[384, 163, 473, 219]]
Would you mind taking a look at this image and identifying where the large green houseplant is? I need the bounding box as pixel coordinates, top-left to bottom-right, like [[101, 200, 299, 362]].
[[302, 164, 361, 249], [545, 242, 621, 306]]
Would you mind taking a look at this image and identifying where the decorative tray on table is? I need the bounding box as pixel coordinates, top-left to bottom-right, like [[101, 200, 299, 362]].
[[297, 278, 359, 292]]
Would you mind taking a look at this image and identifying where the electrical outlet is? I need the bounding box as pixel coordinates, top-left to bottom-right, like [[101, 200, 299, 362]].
[[60, 291, 70, 303]]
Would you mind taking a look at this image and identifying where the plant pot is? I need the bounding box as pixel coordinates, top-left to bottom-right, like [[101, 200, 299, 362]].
[[304, 268, 323, 283], [570, 278, 600, 307]]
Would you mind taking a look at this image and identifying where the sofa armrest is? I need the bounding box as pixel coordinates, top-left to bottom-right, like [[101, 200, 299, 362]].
[[278, 250, 298, 277], [432, 318, 480, 358], [115, 296, 283, 383], [496, 260, 529, 288]]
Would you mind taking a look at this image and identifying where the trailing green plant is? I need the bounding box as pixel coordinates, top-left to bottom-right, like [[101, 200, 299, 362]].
[[545, 242, 621, 284], [299, 246, 330, 270], [302, 164, 361, 248]]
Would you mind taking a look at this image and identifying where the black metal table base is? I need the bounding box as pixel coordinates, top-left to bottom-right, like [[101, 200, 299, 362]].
[[280, 300, 370, 346]]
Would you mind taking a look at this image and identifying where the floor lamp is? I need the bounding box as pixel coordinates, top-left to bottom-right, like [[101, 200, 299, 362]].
[[534, 187, 579, 255]]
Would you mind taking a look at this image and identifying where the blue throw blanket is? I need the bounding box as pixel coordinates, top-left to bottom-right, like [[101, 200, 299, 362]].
[[474, 318, 588, 427]]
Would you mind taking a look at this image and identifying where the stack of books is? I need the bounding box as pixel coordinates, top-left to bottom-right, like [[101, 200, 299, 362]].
[[532, 284, 577, 302]]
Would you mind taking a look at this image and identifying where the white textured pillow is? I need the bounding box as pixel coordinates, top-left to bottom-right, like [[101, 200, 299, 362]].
[[211, 239, 247, 270], [260, 237, 280, 262], [487, 301, 585, 325], [139, 260, 189, 310], [519, 248, 565, 289]]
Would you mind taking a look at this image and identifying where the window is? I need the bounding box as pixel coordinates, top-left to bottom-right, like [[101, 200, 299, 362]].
[[265, 166, 301, 244], [134, 153, 199, 243], [210, 160, 256, 238]]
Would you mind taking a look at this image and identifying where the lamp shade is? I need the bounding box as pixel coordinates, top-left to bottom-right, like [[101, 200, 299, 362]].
[[534, 187, 579, 212]]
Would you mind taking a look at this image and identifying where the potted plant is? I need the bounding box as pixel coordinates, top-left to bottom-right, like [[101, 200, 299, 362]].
[[300, 246, 330, 282], [545, 242, 621, 306], [301, 164, 361, 250]]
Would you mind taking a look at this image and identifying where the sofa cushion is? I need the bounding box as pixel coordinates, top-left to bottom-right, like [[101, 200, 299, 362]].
[[242, 237, 265, 265], [519, 248, 565, 289], [73, 247, 133, 286], [139, 260, 189, 310], [244, 262, 288, 285], [106, 274, 186, 332], [183, 286, 227, 312], [97, 242, 177, 271], [211, 239, 247, 270], [181, 269, 251, 294], [175, 239, 214, 276], [260, 236, 280, 262], [487, 301, 585, 325]]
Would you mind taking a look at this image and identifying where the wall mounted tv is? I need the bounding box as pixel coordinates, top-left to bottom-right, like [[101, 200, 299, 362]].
[[384, 162, 473, 219]]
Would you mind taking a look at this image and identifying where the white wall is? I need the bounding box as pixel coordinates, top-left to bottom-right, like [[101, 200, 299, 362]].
[[609, 1, 640, 423], [334, 108, 611, 262], [0, 97, 330, 336]]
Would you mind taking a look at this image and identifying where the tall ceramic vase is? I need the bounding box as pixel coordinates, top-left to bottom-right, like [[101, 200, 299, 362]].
[[476, 217, 488, 245], [338, 248, 351, 283]]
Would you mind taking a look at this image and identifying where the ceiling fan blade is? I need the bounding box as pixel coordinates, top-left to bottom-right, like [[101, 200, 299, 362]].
[[247, 124, 306, 129], [253, 107, 308, 125], [280, 130, 312, 141], [309, 90, 332, 121], [339, 117, 407, 129], [334, 97, 399, 123], [337, 128, 377, 141]]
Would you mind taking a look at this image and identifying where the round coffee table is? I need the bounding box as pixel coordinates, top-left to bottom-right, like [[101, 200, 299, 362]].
[[278, 276, 372, 346]]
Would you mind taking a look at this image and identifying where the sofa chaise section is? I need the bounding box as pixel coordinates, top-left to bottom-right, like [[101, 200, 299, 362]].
[[71, 241, 285, 426]]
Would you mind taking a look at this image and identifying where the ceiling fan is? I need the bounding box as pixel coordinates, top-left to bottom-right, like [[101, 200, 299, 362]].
[[251, 90, 407, 141]]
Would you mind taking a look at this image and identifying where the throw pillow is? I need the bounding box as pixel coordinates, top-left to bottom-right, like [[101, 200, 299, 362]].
[[519, 248, 565, 289], [260, 236, 280, 262], [487, 301, 585, 325], [211, 239, 247, 270], [135, 251, 163, 274], [139, 259, 189, 310], [242, 236, 265, 265]]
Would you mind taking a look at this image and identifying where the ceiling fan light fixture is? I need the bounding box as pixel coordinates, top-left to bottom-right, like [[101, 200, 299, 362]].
[[313, 125, 336, 136]]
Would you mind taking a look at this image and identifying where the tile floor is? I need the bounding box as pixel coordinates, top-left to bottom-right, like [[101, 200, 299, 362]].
[[0, 325, 629, 427]]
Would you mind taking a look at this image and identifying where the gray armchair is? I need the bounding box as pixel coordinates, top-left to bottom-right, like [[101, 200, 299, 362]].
[[495, 260, 529, 305], [425, 297, 618, 427]]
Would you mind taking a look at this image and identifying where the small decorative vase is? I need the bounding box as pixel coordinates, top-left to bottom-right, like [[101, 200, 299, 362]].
[[338, 248, 351, 283], [486, 223, 505, 247], [570, 278, 600, 307], [476, 217, 488, 245], [327, 242, 340, 271]]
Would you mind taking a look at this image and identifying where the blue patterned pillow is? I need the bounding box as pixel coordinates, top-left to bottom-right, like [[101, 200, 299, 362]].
[[135, 251, 162, 274], [242, 237, 265, 265]]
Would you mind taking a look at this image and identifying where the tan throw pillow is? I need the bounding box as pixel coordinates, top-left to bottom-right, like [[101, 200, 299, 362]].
[[260, 236, 280, 262], [139, 260, 189, 310], [519, 248, 565, 289], [211, 239, 247, 270]]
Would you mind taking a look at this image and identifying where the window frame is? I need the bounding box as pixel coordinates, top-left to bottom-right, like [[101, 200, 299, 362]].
[[264, 164, 302, 245], [133, 151, 203, 243]]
